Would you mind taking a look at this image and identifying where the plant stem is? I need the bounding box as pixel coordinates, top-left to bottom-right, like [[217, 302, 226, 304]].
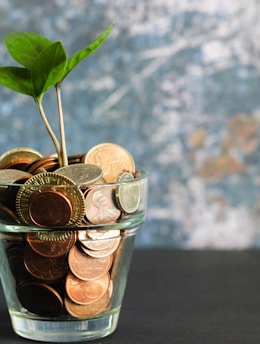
[[56, 82, 68, 167], [35, 96, 61, 165]]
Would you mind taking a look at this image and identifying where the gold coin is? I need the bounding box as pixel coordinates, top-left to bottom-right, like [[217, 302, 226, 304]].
[[0, 147, 43, 169], [27, 231, 76, 257], [68, 245, 113, 281], [35, 230, 73, 241], [84, 143, 135, 182], [55, 163, 103, 185], [115, 172, 141, 213], [16, 172, 85, 227]]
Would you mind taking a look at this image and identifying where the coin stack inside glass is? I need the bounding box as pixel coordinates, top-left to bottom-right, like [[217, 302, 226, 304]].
[[7, 229, 123, 318], [0, 143, 141, 227], [0, 142, 143, 319]]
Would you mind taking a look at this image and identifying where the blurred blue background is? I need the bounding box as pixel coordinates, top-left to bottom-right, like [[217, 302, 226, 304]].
[[0, 0, 260, 248]]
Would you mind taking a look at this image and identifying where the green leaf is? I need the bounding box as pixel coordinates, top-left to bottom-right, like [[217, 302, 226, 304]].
[[5, 32, 53, 70], [0, 66, 34, 96], [60, 23, 114, 82], [32, 41, 67, 97]]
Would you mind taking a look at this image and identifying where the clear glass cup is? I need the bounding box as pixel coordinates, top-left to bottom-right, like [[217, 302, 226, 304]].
[[0, 171, 148, 342]]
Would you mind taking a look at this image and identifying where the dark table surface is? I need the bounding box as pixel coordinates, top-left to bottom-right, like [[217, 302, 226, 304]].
[[1, 249, 260, 344]]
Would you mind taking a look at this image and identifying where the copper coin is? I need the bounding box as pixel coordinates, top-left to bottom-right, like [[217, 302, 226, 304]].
[[16, 281, 63, 317], [64, 291, 109, 318], [68, 245, 112, 281], [4, 176, 32, 211], [28, 190, 72, 227], [26, 232, 76, 257], [68, 154, 86, 165], [24, 245, 68, 282], [84, 143, 135, 182], [65, 272, 110, 305], [84, 186, 121, 225], [7, 246, 28, 283], [27, 157, 59, 174]]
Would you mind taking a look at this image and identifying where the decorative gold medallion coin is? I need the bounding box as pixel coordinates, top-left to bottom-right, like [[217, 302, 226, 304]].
[[16, 172, 85, 227]]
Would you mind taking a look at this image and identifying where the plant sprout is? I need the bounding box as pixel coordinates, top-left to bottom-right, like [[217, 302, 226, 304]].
[[0, 23, 114, 167]]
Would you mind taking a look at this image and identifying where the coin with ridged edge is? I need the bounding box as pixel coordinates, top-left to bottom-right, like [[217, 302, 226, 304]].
[[35, 230, 73, 241], [26, 231, 76, 257], [16, 172, 85, 227]]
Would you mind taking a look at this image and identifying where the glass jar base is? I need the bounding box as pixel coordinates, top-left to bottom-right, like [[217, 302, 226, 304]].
[[10, 308, 120, 342]]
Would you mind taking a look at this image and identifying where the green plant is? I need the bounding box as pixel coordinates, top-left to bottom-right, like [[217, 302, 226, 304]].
[[0, 23, 114, 167]]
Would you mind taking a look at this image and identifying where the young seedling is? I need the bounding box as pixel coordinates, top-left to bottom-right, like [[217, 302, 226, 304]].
[[0, 23, 113, 167]]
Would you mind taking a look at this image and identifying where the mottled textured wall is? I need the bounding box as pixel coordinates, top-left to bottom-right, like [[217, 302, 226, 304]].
[[0, 0, 260, 248]]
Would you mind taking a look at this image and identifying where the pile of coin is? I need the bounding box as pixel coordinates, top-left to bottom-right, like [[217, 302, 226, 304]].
[[1, 142, 143, 319], [0, 143, 142, 227], [7, 228, 122, 318]]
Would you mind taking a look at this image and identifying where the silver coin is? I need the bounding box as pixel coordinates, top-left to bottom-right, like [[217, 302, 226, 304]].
[[55, 163, 103, 185], [115, 172, 141, 213]]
